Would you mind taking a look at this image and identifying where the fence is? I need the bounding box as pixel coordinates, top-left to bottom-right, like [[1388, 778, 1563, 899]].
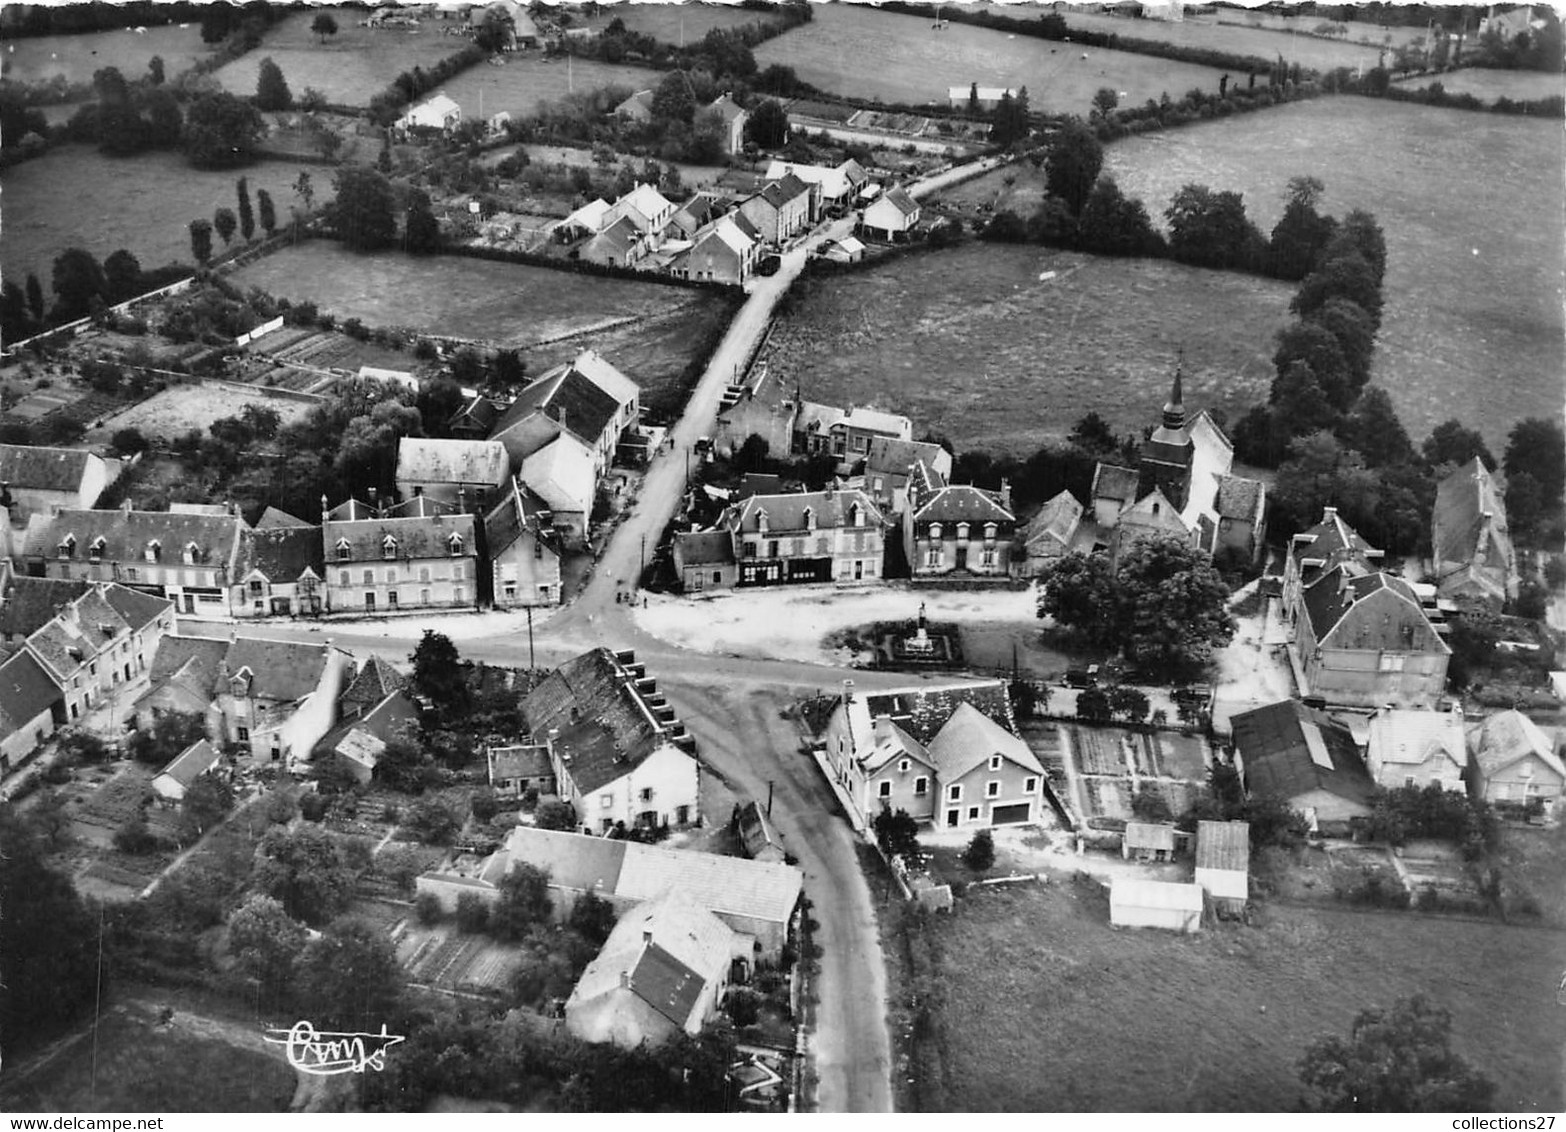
[[3, 275, 198, 357]]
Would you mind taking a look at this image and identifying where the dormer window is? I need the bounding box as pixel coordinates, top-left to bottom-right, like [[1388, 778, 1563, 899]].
[[88, 537, 106, 562], [381, 535, 398, 560], [447, 532, 465, 556], [58, 535, 76, 559], [335, 538, 351, 562], [802, 506, 814, 530], [756, 508, 768, 534], [182, 542, 201, 565], [145, 540, 161, 563], [850, 503, 864, 527], [929, 522, 942, 540]]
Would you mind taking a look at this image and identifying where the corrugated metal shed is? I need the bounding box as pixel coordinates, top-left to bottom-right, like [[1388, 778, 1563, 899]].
[[1109, 879, 1203, 933]]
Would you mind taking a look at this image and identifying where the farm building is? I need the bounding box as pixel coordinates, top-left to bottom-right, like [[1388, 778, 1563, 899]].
[[672, 529, 737, 593], [486, 742, 555, 797], [705, 92, 749, 155], [615, 89, 655, 122], [1122, 821, 1178, 862], [1193, 820, 1248, 915], [1231, 699, 1375, 832], [1020, 490, 1085, 576], [1431, 457, 1518, 611], [0, 443, 113, 522], [1109, 878, 1203, 933], [151, 738, 222, 803], [0, 649, 63, 773], [396, 93, 462, 133], [394, 438, 511, 509], [735, 799, 785, 863]]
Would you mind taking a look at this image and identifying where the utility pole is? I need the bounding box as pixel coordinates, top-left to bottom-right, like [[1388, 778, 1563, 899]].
[[525, 605, 535, 670], [767, 778, 774, 817], [640, 533, 646, 581]]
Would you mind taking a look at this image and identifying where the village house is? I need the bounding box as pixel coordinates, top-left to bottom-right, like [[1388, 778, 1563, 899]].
[[489, 355, 631, 474], [861, 437, 952, 515], [1431, 457, 1518, 611], [1467, 709, 1564, 815], [0, 649, 65, 773], [669, 191, 722, 239], [394, 437, 511, 509], [675, 214, 759, 284], [926, 702, 1047, 828], [565, 890, 743, 1049], [21, 583, 173, 729], [671, 529, 737, 593], [31, 506, 246, 619], [314, 679, 420, 785], [1231, 699, 1376, 833], [519, 436, 595, 551], [0, 443, 113, 520], [523, 648, 699, 832], [903, 460, 1016, 580], [797, 405, 913, 461], [395, 92, 462, 133], [724, 484, 886, 587], [737, 174, 812, 246], [150, 738, 222, 803], [859, 186, 921, 241], [322, 496, 479, 614], [487, 742, 555, 797], [712, 371, 800, 460], [1193, 820, 1249, 915], [557, 197, 613, 241], [483, 478, 563, 607], [1365, 707, 1467, 792], [1020, 490, 1085, 577], [614, 88, 655, 122], [231, 518, 324, 619], [765, 158, 867, 218], [579, 215, 646, 268], [608, 182, 677, 247], [0, 576, 91, 650], [705, 92, 749, 155]]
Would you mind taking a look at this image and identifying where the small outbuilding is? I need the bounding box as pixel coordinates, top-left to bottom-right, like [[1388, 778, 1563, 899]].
[[1122, 821, 1178, 862], [1109, 878, 1203, 933], [1194, 820, 1249, 916], [151, 739, 222, 803]]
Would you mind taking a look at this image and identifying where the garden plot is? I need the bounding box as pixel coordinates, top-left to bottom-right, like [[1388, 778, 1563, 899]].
[[1067, 724, 1214, 827], [399, 922, 522, 996], [89, 382, 316, 444]]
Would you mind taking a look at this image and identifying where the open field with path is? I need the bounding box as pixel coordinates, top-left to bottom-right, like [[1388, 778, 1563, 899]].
[[1401, 66, 1566, 104], [755, 3, 1230, 116], [213, 6, 469, 107], [910, 880, 1564, 1111], [1105, 97, 1565, 451], [761, 243, 1292, 456], [441, 53, 662, 121], [1, 23, 214, 86], [0, 145, 305, 286]]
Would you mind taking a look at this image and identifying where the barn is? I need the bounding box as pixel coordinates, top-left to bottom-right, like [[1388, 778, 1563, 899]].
[[1122, 821, 1178, 862], [1109, 878, 1203, 933], [1194, 820, 1249, 916]]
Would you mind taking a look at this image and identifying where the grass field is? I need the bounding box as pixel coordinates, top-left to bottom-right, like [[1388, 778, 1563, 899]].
[[587, 2, 784, 43], [1217, 8, 1431, 49], [908, 881, 1564, 1111], [0, 145, 306, 287], [1404, 66, 1566, 103], [1, 24, 214, 86], [90, 382, 317, 443], [441, 53, 664, 121], [755, 3, 1230, 116], [212, 6, 469, 107], [1104, 97, 1565, 451], [762, 243, 1293, 456]]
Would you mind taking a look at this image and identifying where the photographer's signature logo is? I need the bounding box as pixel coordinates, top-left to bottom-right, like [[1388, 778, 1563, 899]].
[[262, 1021, 405, 1075]]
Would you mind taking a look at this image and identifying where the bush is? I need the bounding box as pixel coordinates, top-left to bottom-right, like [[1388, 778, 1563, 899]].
[[114, 818, 160, 855], [299, 792, 329, 822], [111, 427, 150, 455], [961, 828, 995, 871], [455, 892, 490, 933], [415, 891, 442, 925], [725, 988, 762, 1027], [470, 788, 500, 824]]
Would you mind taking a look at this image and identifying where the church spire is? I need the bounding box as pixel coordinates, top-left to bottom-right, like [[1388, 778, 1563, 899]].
[[1161, 352, 1186, 431]]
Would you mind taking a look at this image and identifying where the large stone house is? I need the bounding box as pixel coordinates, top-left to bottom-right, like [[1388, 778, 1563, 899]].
[[737, 173, 812, 246], [483, 478, 563, 608], [1020, 491, 1084, 577], [393, 438, 511, 510], [674, 214, 759, 284], [489, 354, 633, 475], [723, 485, 886, 587], [705, 92, 749, 155], [860, 186, 920, 241], [321, 496, 479, 614], [764, 158, 867, 217], [1431, 457, 1518, 611], [0, 443, 113, 520], [0, 649, 64, 773], [903, 461, 1016, 580], [21, 583, 173, 728], [862, 437, 952, 516]]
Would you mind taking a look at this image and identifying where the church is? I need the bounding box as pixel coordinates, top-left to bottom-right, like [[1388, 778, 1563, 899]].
[[1087, 366, 1267, 566]]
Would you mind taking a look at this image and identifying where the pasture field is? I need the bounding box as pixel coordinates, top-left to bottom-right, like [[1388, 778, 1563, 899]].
[[212, 6, 469, 107], [441, 53, 663, 121], [902, 881, 1564, 1111], [589, 2, 784, 42], [0, 145, 306, 287], [754, 3, 1230, 116], [90, 382, 317, 443], [1404, 66, 1566, 103], [1104, 97, 1566, 451], [762, 243, 1293, 456], [1, 24, 213, 86]]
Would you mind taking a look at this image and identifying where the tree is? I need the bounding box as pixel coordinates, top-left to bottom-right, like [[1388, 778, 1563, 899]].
[[536, 800, 577, 831], [1165, 183, 1264, 271], [329, 166, 398, 251], [1336, 386, 1413, 468], [1044, 118, 1103, 216], [651, 70, 697, 123], [1036, 550, 1117, 650], [1115, 536, 1236, 677], [407, 796, 461, 845], [872, 807, 920, 858], [1273, 320, 1353, 412], [404, 190, 442, 254], [1270, 360, 1337, 438], [293, 169, 315, 212], [455, 892, 490, 933], [190, 218, 214, 265], [112, 427, 149, 455], [1069, 412, 1119, 456], [1076, 175, 1162, 257], [227, 893, 308, 997], [490, 864, 553, 941], [1292, 251, 1383, 330], [141, 87, 184, 148], [213, 206, 238, 247], [1131, 782, 1173, 822], [1092, 86, 1120, 116], [1076, 685, 1112, 722], [568, 890, 617, 945], [237, 176, 255, 242], [297, 916, 404, 1033], [1502, 417, 1564, 511], [182, 91, 265, 168], [961, 828, 995, 871], [375, 735, 436, 794], [1305, 297, 1376, 394], [49, 247, 108, 322], [1108, 685, 1150, 723], [103, 248, 142, 302], [147, 55, 166, 85], [311, 12, 339, 44], [991, 88, 1031, 147], [24, 273, 45, 325], [411, 630, 469, 719], [744, 98, 789, 149], [257, 188, 277, 237], [253, 825, 360, 925], [1299, 995, 1496, 1112], [179, 773, 234, 841], [0, 811, 100, 1052], [1422, 419, 1495, 471], [470, 788, 500, 825], [255, 55, 292, 111], [1268, 176, 1338, 281]]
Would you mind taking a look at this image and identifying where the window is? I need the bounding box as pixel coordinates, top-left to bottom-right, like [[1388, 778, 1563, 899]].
[[967, 806, 979, 821], [503, 582, 518, 601], [387, 591, 399, 610], [338, 571, 349, 586], [1405, 775, 1416, 788], [743, 541, 757, 559], [948, 784, 961, 802], [898, 759, 910, 773], [802, 506, 814, 529], [420, 588, 431, 605], [851, 504, 864, 527], [249, 580, 264, 596], [335, 539, 351, 561], [981, 547, 996, 567], [182, 542, 201, 565], [768, 540, 780, 559], [88, 537, 105, 562], [453, 563, 465, 580], [448, 534, 464, 556], [420, 567, 431, 583], [386, 568, 398, 585], [381, 536, 398, 559], [362, 570, 374, 585], [454, 587, 465, 603], [985, 523, 998, 540], [925, 548, 941, 568], [986, 780, 1000, 798], [914, 776, 928, 796], [534, 540, 543, 559], [601, 795, 613, 809], [237, 726, 250, 741], [929, 522, 942, 540], [124, 567, 137, 583], [1024, 777, 1037, 794], [816, 537, 829, 555], [712, 571, 722, 584], [58, 535, 75, 559], [790, 538, 803, 557], [1378, 653, 1406, 672], [640, 787, 654, 802], [145, 540, 160, 563], [365, 593, 376, 611], [957, 523, 970, 541], [989, 755, 1002, 771], [878, 781, 891, 798]]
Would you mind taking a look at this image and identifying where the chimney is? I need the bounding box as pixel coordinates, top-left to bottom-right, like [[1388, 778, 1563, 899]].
[[1322, 506, 1337, 522], [872, 715, 892, 743], [368, 487, 379, 515], [842, 678, 854, 705], [120, 498, 132, 515], [999, 477, 1012, 512], [321, 494, 329, 522], [642, 928, 653, 945], [225, 498, 234, 516], [620, 970, 632, 989]]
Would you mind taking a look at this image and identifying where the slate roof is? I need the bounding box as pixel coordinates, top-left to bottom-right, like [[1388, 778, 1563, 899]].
[[150, 635, 228, 687], [861, 680, 1014, 747], [736, 799, 781, 861], [100, 584, 171, 631], [1289, 507, 1380, 585], [708, 92, 748, 125], [1215, 475, 1264, 521], [730, 488, 882, 534], [316, 689, 419, 767], [615, 88, 655, 116], [26, 587, 140, 678], [858, 718, 935, 774], [523, 648, 670, 795], [561, 197, 612, 234], [736, 473, 782, 500], [616, 183, 674, 226], [340, 655, 407, 716], [396, 438, 510, 488], [926, 702, 1042, 779], [1091, 463, 1140, 503], [0, 649, 62, 736], [672, 192, 721, 235], [0, 577, 91, 640], [1231, 699, 1374, 807], [500, 826, 629, 893], [568, 350, 639, 411], [1472, 709, 1565, 780], [1194, 820, 1249, 873], [674, 530, 735, 568], [911, 483, 1014, 525], [483, 479, 556, 557], [253, 507, 313, 530], [324, 511, 475, 563], [492, 363, 621, 449], [1124, 821, 1179, 853], [866, 438, 949, 481], [237, 526, 323, 582], [0, 443, 94, 492], [1024, 491, 1083, 551], [155, 739, 221, 791], [1433, 457, 1511, 564], [521, 435, 596, 515], [1367, 709, 1466, 770], [488, 743, 553, 782], [449, 395, 500, 436], [37, 509, 243, 568], [1302, 569, 1448, 654], [224, 637, 337, 703], [584, 215, 642, 260], [874, 186, 919, 217]]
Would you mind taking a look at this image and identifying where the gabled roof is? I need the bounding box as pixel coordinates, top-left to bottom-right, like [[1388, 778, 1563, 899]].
[[25, 586, 139, 678], [1303, 569, 1449, 655], [253, 506, 314, 530], [1024, 491, 1084, 551], [1433, 457, 1511, 565], [695, 214, 755, 256], [860, 679, 1014, 747], [155, 738, 221, 791], [911, 483, 1014, 525], [873, 186, 919, 217], [615, 840, 803, 925], [1194, 820, 1249, 873], [764, 159, 857, 199], [730, 488, 882, 534], [0, 444, 95, 493], [1116, 487, 1189, 539], [492, 363, 621, 449], [449, 394, 500, 435], [236, 525, 324, 583], [586, 214, 642, 257], [840, 406, 911, 438], [673, 529, 735, 568], [523, 648, 675, 795], [859, 718, 935, 774], [100, 584, 171, 631], [926, 702, 1042, 779], [1124, 821, 1178, 852], [1289, 507, 1380, 585], [0, 649, 62, 736], [340, 655, 407, 715], [488, 743, 553, 782], [521, 434, 596, 515], [865, 437, 949, 482], [0, 577, 91, 640], [1472, 710, 1565, 780], [673, 191, 721, 232], [323, 509, 475, 563], [35, 509, 243, 568], [617, 182, 674, 224], [1215, 475, 1265, 522], [615, 88, 654, 115], [222, 637, 337, 703], [1367, 709, 1466, 770], [1091, 463, 1140, 503], [1231, 699, 1374, 808], [707, 92, 747, 124], [499, 825, 627, 892], [317, 689, 419, 768], [567, 349, 638, 411], [484, 478, 557, 557], [395, 438, 510, 488], [150, 635, 228, 688]]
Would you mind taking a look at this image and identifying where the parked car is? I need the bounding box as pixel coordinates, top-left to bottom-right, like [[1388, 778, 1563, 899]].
[[1062, 665, 1099, 689], [757, 253, 782, 276]]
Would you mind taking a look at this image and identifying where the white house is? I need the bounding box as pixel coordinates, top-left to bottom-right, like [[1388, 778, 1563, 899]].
[[151, 738, 222, 802], [860, 186, 920, 240], [1365, 708, 1467, 792], [0, 444, 113, 520], [396, 93, 462, 132]]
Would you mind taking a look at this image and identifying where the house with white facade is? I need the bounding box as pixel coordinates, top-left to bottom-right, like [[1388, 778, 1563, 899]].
[[0, 444, 113, 521], [483, 478, 563, 607], [1365, 708, 1467, 792], [321, 496, 479, 614]]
